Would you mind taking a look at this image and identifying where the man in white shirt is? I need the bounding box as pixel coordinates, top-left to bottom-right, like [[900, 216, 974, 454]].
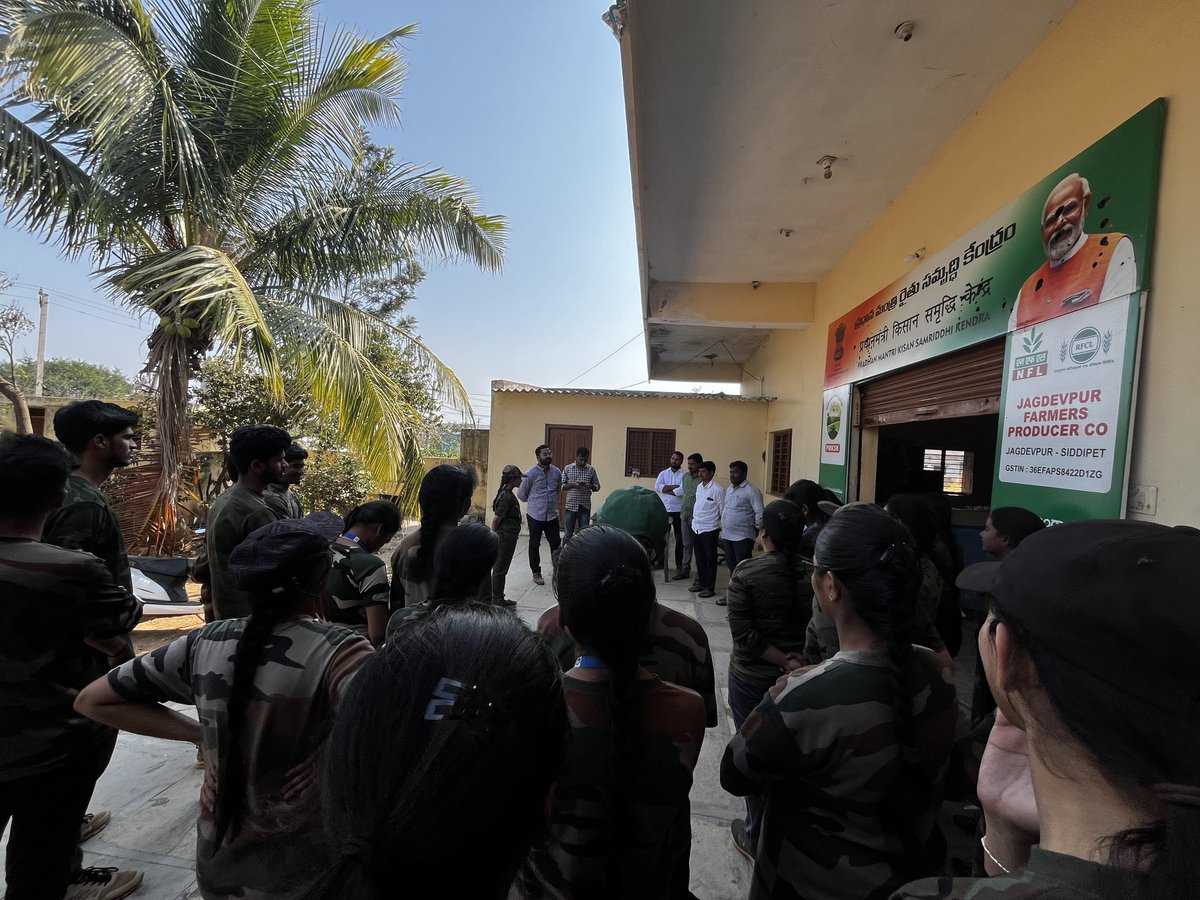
[[655, 451, 686, 572], [718, 460, 764, 606], [689, 460, 724, 599]]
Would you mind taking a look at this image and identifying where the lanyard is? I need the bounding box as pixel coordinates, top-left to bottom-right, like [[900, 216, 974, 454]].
[[574, 655, 609, 669], [341, 532, 363, 545]]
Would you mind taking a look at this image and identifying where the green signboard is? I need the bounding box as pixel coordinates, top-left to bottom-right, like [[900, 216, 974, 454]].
[[820, 100, 1163, 522]]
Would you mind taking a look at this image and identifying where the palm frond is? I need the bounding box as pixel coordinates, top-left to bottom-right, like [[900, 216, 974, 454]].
[[0, 104, 99, 251], [106, 246, 280, 390], [254, 296, 449, 489]]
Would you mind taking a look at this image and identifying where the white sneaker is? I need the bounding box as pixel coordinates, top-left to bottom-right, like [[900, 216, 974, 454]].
[[64, 867, 144, 900]]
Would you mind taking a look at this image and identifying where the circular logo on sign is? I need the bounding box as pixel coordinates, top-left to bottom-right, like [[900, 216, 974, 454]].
[[1070, 326, 1101, 364], [826, 397, 843, 441]]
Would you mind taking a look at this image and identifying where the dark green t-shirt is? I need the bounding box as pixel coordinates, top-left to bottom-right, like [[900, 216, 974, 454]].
[[0, 539, 140, 781], [206, 485, 280, 619], [263, 484, 303, 519], [493, 489, 522, 539], [43, 474, 132, 594]]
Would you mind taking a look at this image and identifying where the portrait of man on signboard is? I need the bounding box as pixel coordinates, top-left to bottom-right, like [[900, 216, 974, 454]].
[[1008, 173, 1137, 331]]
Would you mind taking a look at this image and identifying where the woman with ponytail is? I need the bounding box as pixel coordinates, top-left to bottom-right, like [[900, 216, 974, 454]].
[[514, 525, 706, 899], [311, 605, 567, 900], [895, 520, 1200, 900], [389, 464, 477, 608], [724, 499, 811, 859], [721, 503, 957, 899], [76, 513, 373, 899]]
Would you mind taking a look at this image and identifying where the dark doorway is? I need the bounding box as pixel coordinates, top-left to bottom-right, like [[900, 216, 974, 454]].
[[873, 414, 998, 508], [545, 424, 593, 520]]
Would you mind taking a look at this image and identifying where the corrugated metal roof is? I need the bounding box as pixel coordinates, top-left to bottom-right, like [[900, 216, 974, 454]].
[[491, 380, 772, 402]]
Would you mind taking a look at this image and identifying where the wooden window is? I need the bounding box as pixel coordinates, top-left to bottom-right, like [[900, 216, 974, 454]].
[[770, 429, 792, 494], [625, 428, 676, 478]]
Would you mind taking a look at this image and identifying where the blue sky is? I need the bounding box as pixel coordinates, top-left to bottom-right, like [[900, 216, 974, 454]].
[[0, 1, 736, 428]]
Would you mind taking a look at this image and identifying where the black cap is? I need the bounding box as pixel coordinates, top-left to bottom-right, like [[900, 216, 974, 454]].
[[228, 511, 344, 593], [957, 519, 1200, 709]]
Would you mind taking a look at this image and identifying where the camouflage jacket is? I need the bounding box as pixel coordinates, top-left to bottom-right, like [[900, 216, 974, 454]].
[[206, 485, 280, 619], [727, 551, 813, 691], [0, 539, 140, 781], [325, 542, 389, 629], [512, 670, 706, 899], [108, 617, 372, 899], [803, 591, 947, 665], [537, 601, 718, 728], [722, 648, 958, 900], [892, 847, 1149, 898], [263, 484, 303, 519], [43, 474, 133, 594]]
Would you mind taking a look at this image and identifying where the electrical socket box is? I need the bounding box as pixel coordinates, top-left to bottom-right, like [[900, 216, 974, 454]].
[[1128, 484, 1158, 516]]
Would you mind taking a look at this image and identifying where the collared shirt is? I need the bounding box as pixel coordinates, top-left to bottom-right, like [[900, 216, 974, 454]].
[[680, 471, 701, 520], [518, 463, 562, 521], [691, 480, 724, 534], [722, 481, 764, 541], [561, 462, 601, 511], [655, 466, 685, 513]]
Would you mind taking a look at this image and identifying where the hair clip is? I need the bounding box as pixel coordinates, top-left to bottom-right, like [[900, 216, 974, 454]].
[[424, 677, 497, 742], [599, 566, 637, 592]]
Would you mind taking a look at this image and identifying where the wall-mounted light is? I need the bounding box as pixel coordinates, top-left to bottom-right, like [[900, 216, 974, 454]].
[[817, 155, 837, 180], [904, 247, 926, 263], [751, 280, 762, 289]]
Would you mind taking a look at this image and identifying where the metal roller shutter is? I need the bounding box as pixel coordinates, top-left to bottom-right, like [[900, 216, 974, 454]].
[[859, 338, 1005, 426]]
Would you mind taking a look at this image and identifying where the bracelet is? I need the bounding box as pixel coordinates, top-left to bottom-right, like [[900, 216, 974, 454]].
[[980, 834, 1011, 875]]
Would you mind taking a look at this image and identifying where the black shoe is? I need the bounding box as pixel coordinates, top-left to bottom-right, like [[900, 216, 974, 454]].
[[731, 818, 756, 863]]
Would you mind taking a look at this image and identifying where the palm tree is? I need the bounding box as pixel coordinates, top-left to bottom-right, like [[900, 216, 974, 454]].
[[0, 0, 505, 529]]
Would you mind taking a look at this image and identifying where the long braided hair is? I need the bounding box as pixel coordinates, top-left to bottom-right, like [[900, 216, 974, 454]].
[[813, 505, 930, 859], [211, 551, 331, 852], [411, 465, 476, 581], [554, 525, 655, 885]]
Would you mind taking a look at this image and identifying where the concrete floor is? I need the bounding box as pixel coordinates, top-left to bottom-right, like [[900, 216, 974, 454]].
[[1, 530, 753, 899]]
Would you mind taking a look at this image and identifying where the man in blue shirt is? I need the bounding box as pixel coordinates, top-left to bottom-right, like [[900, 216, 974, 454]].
[[517, 444, 562, 586]]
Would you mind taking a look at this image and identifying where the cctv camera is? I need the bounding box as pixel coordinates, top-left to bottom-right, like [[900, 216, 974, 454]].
[[895, 21, 914, 42], [751, 280, 761, 289]]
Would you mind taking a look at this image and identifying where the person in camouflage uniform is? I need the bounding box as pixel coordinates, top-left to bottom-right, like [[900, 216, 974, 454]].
[[43, 400, 141, 594], [325, 500, 401, 647], [538, 575, 718, 898], [206, 425, 291, 619], [0, 433, 143, 899], [76, 513, 374, 900], [894, 520, 1200, 900], [491, 464, 525, 606], [725, 500, 813, 856], [263, 443, 306, 519], [386, 524, 499, 643], [722, 504, 957, 900], [514, 526, 706, 900]]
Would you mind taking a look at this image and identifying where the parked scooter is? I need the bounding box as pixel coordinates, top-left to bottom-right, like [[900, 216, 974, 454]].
[[130, 555, 202, 618]]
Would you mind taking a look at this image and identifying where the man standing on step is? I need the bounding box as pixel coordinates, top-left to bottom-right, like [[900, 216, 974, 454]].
[[689, 460, 724, 599], [518, 444, 561, 586], [655, 451, 685, 572], [675, 452, 703, 584]]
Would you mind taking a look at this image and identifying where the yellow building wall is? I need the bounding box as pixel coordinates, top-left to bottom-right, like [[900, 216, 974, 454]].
[[747, 0, 1200, 524], [487, 391, 771, 518]]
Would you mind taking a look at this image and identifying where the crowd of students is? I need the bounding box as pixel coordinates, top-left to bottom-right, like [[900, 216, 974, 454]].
[[2, 405, 1198, 900]]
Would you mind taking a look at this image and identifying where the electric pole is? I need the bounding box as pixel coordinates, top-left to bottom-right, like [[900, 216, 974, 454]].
[[34, 288, 47, 397]]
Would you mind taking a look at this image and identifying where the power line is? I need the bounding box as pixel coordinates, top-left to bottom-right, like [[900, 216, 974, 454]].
[[562, 331, 643, 387], [617, 339, 729, 390]]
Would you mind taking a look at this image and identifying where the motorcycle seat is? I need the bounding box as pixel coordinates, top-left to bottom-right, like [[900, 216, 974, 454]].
[[130, 556, 192, 578]]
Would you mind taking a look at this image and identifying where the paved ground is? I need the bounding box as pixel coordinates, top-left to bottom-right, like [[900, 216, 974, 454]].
[[2, 528, 981, 899]]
